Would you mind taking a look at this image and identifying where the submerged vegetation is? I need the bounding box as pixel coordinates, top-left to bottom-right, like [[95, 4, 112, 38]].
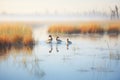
[[48, 21, 120, 34], [0, 23, 35, 48]]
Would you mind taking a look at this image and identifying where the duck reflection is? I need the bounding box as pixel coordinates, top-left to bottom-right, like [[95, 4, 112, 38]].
[[48, 38, 72, 52], [66, 38, 72, 50], [48, 42, 60, 53], [49, 43, 53, 53], [67, 44, 69, 50], [56, 43, 59, 52]]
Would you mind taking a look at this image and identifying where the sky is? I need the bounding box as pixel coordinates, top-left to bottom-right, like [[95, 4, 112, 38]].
[[0, 0, 119, 14]]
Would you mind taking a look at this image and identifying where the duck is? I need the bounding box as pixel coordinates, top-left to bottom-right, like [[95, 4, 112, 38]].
[[56, 36, 62, 44], [46, 35, 53, 43], [66, 38, 72, 45]]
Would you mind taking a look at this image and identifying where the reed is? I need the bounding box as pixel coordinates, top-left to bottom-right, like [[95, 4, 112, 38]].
[[48, 24, 104, 34], [0, 23, 35, 47], [79, 24, 104, 34], [106, 24, 120, 34], [48, 24, 80, 34], [48, 22, 120, 34]]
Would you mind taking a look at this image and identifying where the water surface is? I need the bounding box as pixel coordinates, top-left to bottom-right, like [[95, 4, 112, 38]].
[[0, 24, 120, 80]]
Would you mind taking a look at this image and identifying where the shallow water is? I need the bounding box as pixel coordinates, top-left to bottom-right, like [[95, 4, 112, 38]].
[[0, 24, 120, 80]]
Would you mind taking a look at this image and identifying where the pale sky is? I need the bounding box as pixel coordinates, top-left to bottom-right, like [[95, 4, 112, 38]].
[[0, 0, 119, 14]]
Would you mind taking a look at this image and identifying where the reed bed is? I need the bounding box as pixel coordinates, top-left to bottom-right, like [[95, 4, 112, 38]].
[[48, 24, 80, 34], [0, 23, 35, 47], [48, 22, 120, 34], [106, 24, 120, 34], [79, 24, 104, 33]]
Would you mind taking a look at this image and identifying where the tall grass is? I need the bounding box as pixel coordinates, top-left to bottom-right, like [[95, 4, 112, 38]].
[[48, 24, 80, 34], [79, 24, 104, 33], [106, 24, 120, 34], [0, 23, 35, 47], [48, 23, 120, 34]]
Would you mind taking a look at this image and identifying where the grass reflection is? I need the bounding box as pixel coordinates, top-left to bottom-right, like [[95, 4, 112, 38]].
[[0, 45, 34, 62]]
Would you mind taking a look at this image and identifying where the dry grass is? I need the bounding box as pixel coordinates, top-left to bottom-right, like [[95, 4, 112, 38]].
[[106, 24, 120, 34], [0, 23, 35, 47], [48, 24, 80, 34], [48, 22, 120, 34], [79, 24, 104, 33]]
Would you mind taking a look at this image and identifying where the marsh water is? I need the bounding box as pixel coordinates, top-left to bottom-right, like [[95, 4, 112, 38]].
[[0, 23, 120, 80]]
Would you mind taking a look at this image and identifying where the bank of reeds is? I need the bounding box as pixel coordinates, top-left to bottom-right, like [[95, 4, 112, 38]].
[[106, 24, 120, 34], [48, 23, 120, 34], [0, 23, 35, 48]]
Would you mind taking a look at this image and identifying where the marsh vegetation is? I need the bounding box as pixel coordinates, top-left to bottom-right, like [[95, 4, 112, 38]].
[[48, 21, 120, 34], [0, 23, 35, 49], [0, 21, 120, 80]]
